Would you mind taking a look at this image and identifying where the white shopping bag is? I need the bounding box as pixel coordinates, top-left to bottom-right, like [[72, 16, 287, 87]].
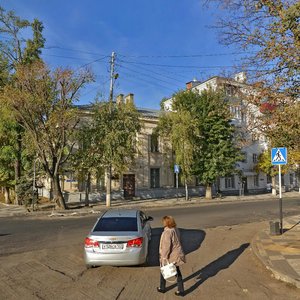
[[160, 259, 177, 280]]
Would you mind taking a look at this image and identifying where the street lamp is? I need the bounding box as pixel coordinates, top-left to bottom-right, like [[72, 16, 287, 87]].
[[32, 158, 39, 211]]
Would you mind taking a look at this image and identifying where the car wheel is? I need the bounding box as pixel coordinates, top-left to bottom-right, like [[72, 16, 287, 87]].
[[86, 264, 95, 269]]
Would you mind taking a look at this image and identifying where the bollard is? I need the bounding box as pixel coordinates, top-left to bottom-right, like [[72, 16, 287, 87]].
[[269, 221, 280, 235]]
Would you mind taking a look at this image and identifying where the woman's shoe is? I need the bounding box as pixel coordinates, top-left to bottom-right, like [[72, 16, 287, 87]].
[[157, 287, 166, 294], [175, 291, 184, 296]]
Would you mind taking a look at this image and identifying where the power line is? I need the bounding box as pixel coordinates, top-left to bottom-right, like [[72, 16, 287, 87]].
[[117, 63, 180, 87], [44, 46, 107, 56], [119, 61, 183, 84], [119, 70, 175, 92], [119, 58, 241, 69], [76, 56, 109, 70], [118, 51, 255, 58]]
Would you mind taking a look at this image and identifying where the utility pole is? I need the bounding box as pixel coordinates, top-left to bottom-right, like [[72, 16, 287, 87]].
[[106, 51, 116, 207]]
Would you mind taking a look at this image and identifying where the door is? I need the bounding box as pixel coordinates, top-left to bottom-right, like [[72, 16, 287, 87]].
[[242, 177, 248, 195], [123, 174, 135, 198]]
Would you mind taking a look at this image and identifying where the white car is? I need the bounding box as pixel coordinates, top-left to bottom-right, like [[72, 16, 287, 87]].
[[84, 209, 153, 267]]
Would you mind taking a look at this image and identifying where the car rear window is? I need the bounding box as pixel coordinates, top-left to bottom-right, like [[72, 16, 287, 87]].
[[93, 217, 138, 232]]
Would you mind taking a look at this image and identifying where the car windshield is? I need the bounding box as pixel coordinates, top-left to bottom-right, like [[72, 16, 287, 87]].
[[93, 217, 138, 232]]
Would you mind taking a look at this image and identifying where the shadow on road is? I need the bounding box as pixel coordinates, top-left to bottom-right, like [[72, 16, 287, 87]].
[[147, 227, 206, 267], [167, 243, 249, 295], [283, 221, 300, 233], [0, 233, 11, 237]]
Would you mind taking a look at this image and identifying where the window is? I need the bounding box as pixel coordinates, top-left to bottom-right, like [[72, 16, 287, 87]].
[[225, 176, 235, 188], [241, 111, 246, 122], [225, 84, 238, 97], [140, 212, 147, 228], [254, 175, 259, 187], [94, 217, 138, 232], [267, 174, 272, 184], [253, 154, 258, 163], [150, 168, 160, 188], [150, 134, 159, 152]]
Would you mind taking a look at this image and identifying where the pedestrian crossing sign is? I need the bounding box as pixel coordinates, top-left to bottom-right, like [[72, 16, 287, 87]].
[[271, 148, 287, 165]]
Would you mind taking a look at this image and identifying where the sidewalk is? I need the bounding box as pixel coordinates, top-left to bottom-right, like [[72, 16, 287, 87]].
[[253, 214, 300, 288], [1, 192, 300, 289], [0, 191, 299, 218]]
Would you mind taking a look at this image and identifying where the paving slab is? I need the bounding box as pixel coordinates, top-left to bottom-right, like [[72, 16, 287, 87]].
[[252, 214, 300, 288]]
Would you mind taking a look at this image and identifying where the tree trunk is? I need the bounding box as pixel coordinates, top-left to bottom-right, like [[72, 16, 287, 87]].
[[15, 125, 22, 205], [184, 179, 189, 201], [52, 174, 66, 209], [205, 184, 212, 199], [85, 172, 91, 207], [272, 176, 276, 195], [4, 187, 11, 204], [106, 166, 111, 207], [14, 127, 22, 205]]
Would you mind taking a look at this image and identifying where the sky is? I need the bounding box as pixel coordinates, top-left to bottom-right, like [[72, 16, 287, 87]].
[[1, 0, 244, 109]]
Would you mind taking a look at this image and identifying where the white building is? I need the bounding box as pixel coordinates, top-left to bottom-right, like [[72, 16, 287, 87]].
[[163, 73, 297, 195]]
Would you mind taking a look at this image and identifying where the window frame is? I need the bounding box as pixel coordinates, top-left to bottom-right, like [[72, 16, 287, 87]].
[[150, 168, 160, 188]]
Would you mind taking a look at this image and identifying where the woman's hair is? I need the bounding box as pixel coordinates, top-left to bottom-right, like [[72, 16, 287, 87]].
[[162, 216, 176, 228]]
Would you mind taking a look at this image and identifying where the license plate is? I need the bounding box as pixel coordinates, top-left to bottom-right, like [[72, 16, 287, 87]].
[[102, 244, 123, 250]]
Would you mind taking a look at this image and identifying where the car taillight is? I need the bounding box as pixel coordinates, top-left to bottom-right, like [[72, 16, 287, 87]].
[[85, 237, 100, 248], [127, 237, 143, 248]]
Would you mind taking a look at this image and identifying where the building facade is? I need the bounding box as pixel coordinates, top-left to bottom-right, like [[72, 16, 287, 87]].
[[53, 75, 297, 200]]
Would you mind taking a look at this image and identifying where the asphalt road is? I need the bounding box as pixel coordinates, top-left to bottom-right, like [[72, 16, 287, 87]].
[[1, 197, 300, 299], [1, 197, 299, 256]]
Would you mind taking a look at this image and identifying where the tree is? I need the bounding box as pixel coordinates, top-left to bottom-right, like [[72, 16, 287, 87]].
[[192, 89, 242, 199], [71, 122, 96, 207], [75, 100, 142, 207], [211, 0, 299, 98], [158, 96, 197, 201], [0, 62, 93, 209], [0, 6, 45, 204], [159, 89, 242, 200], [0, 6, 45, 68], [255, 150, 278, 195], [210, 1, 299, 160], [0, 109, 16, 203]]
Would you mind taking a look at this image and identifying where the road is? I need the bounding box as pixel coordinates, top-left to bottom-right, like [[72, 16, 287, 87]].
[[0, 198, 300, 299], [1, 198, 299, 256]]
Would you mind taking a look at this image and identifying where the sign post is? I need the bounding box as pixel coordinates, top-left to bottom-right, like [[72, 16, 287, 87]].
[[271, 147, 287, 234], [174, 165, 180, 200]]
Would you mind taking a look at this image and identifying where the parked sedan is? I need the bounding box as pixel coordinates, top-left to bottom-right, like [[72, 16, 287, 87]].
[[84, 209, 153, 267]]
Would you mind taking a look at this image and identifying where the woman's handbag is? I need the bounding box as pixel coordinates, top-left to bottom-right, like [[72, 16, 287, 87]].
[[160, 259, 177, 280]]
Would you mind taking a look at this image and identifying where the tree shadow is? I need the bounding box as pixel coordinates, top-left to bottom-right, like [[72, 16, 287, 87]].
[[147, 227, 206, 267], [167, 243, 249, 295]]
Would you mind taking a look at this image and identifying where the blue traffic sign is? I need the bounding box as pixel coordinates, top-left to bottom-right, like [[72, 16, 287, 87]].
[[174, 164, 180, 173], [271, 148, 287, 165]]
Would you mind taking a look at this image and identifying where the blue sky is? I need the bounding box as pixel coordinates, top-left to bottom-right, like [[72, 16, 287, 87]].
[[1, 0, 244, 109]]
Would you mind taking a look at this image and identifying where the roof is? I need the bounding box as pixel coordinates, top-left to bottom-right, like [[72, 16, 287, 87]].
[[103, 209, 139, 218], [137, 107, 160, 118], [75, 104, 160, 119], [190, 75, 250, 90]]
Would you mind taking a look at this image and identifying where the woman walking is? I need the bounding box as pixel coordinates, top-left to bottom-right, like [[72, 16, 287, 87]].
[[157, 216, 186, 296]]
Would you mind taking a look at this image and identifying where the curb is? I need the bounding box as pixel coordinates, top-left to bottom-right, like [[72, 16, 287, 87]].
[[0, 191, 299, 218], [251, 231, 300, 288]]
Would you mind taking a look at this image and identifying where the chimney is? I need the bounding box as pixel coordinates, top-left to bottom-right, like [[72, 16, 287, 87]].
[[116, 94, 124, 105], [186, 78, 201, 90], [125, 93, 134, 104]]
